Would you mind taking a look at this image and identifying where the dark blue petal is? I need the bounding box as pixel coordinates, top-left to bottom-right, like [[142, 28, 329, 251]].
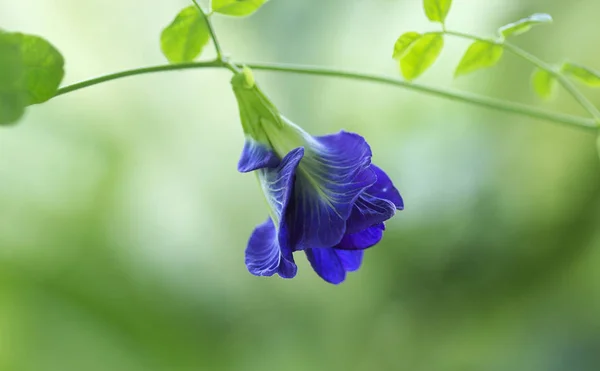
[[245, 148, 304, 279], [257, 147, 304, 223], [335, 223, 385, 250], [288, 131, 377, 250], [245, 218, 297, 278], [238, 139, 280, 173], [276, 222, 297, 278], [305, 248, 346, 284], [345, 164, 402, 234], [345, 194, 396, 234], [333, 249, 364, 272], [305, 247, 365, 283], [369, 165, 404, 209]]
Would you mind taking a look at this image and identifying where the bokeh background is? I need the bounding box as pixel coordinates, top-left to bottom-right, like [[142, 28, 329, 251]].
[[2, 0, 600, 370]]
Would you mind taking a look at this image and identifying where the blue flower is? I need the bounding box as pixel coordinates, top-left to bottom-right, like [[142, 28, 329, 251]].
[[232, 68, 403, 284]]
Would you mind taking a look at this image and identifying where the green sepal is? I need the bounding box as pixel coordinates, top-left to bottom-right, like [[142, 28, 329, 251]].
[[231, 68, 307, 157]]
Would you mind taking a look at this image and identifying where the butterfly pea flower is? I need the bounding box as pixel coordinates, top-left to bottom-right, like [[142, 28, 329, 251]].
[[232, 67, 403, 284]]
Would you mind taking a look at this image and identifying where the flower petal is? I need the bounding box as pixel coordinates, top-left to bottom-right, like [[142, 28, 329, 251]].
[[345, 164, 402, 234], [245, 148, 304, 279], [288, 131, 377, 250], [238, 139, 280, 173], [257, 147, 304, 223], [370, 165, 404, 209], [333, 249, 364, 272], [245, 218, 297, 278], [346, 194, 396, 234], [335, 223, 385, 250], [305, 247, 365, 283], [305, 248, 346, 284]]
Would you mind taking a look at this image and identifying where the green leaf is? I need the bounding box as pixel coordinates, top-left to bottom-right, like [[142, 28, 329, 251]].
[[561, 62, 600, 87], [423, 0, 453, 24], [400, 33, 444, 81], [212, 0, 268, 17], [8, 33, 65, 104], [454, 40, 503, 77], [531, 68, 557, 99], [0, 35, 26, 125], [597, 136, 600, 161], [161, 6, 210, 63], [0, 31, 65, 125], [392, 32, 422, 61], [498, 13, 553, 38]]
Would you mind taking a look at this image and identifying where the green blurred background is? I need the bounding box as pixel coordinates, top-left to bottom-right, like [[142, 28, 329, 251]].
[[2, 0, 600, 370]]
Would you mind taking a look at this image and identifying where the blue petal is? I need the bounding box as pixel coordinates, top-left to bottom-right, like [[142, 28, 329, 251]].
[[287, 131, 377, 250], [305, 248, 346, 284], [257, 147, 305, 223], [335, 223, 385, 250], [333, 249, 364, 272], [346, 194, 396, 234], [370, 165, 404, 209], [305, 247, 365, 284], [238, 139, 280, 173], [345, 164, 402, 234], [245, 148, 304, 278], [245, 218, 297, 278]]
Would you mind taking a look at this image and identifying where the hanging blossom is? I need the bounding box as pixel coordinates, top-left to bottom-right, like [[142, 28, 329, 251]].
[[232, 67, 403, 284]]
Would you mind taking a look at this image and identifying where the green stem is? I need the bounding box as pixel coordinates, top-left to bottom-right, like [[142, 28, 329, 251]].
[[54, 60, 224, 96], [503, 42, 600, 121], [52, 60, 596, 130], [444, 30, 600, 124], [191, 0, 224, 60], [245, 62, 596, 129], [442, 30, 490, 44]]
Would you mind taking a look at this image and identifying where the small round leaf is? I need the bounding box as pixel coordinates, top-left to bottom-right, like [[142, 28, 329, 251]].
[[212, 0, 268, 17], [455, 40, 504, 77], [392, 32, 422, 60], [423, 0, 453, 24], [400, 33, 444, 81], [0, 31, 65, 125], [561, 62, 600, 87], [161, 6, 210, 63], [498, 13, 553, 38], [0, 36, 26, 125], [531, 68, 557, 99]]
